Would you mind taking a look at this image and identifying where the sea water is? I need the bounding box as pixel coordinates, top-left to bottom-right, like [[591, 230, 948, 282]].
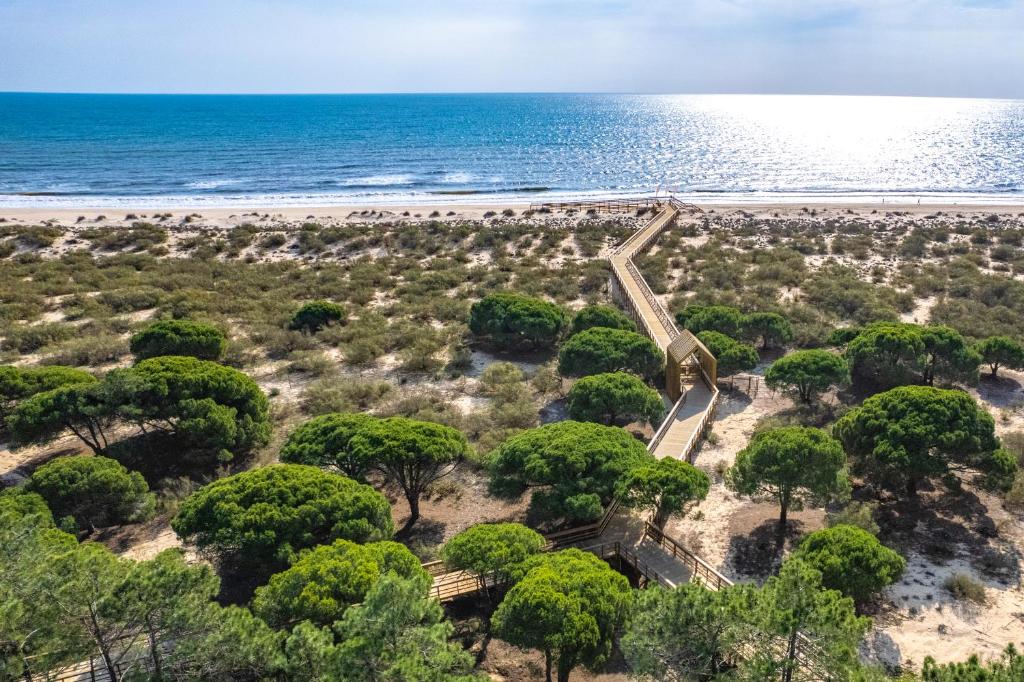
[[1, 92, 1022, 207]]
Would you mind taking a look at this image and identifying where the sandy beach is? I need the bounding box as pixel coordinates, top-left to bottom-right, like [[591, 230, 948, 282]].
[[4, 199, 1023, 229]]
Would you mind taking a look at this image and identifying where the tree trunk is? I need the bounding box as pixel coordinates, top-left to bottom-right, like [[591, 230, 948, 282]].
[[544, 650, 553, 682], [906, 477, 918, 498], [147, 618, 163, 680], [400, 491, 420, 534], [557, 661, 572, 682], [777, 493, 789, 540], [992, 364, 1000, 377], [782, 630, 799, 682]]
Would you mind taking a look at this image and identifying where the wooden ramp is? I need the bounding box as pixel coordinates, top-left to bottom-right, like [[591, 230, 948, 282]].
[[651, 379, 715, 460]]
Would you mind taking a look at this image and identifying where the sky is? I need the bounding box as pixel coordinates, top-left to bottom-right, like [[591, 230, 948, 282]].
[[1, 0, 1023, 98]]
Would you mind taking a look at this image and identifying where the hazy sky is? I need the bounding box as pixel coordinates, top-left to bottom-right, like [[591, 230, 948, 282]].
[[2, 0, 1023, 97]]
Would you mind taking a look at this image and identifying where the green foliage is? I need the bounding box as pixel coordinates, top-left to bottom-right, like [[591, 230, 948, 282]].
[[616, 458, 710, 526], [974, 336, 1024, 377], [678, 304, 745, 338], [622, 583, 754, 681], [441, 522, 545, 595], [113, 355, 271, 461], [28, 455, 154, 532], [488, 420, 653, 523], [922, 645, 1024, 681], [253, 539, 426, 627], [469, 292, 568, 349], [764, 349, 850, 404], [129, 319, 227, 361], [279, 412, 378, 480], [9, 357, 270, 463], [845, 321, 926, 387], [745, 559, 869, 681], [0, 487, 54, 528], [789, 525, 906, 605], [289, 300, 346, 333], [566, 371, 664, 425], [284, 574, 480, 682], [742, 312, 794, 350], [8, 380, 119, 455], [570, 304, 637, 335], [0, 364, 95, 422], [827, 501, 881, 536], [172, 464, 394, 571], [349, 416, 470, 529], [696, 330, 759, 376], [944, 573, 987, 604], [558, 327, 664, 381], [493, 549, 631, 682], [726, 426, 850, 528], [845, 321, 980, 388], [834, 385, 1010, 496]]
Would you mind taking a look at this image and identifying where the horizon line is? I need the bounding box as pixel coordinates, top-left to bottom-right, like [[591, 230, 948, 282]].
[[2, 90, 1022, 102]]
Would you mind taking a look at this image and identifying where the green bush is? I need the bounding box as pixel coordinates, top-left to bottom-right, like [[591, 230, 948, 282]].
[[570, 304, 637, 335], [171, 464, 393, 571], [558, 327, 664, 381], [695, 331, 758, 376], [289, 300, 346, 333], [130, 319, 228, 361], [468, 292, 568, 350], [566, 371, 664, 425], [28, 455, 154, 531], [790, 525, 905, 605]]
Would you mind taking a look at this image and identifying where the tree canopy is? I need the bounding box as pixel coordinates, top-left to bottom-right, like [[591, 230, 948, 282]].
[[742, 312, 794, 350], [726, 426, 849, 532], [469, 292, 568, 350], [129, 319, 227, 361], [253, 539, 425, 627], [677, 305, 745, 338], [558, 327, 664, 381], [974, 336, 1024, 378], [8, 357, 270, 464], [834, 385, 1012, 497], [488, 420, 653, 523], [566, 371, 664, 425], [283, 574, 480, 682], [845, 322, 980, 388], [279, 412, 377, 480], [441, 522, 545, 599], [695, 331, 759, 376], [789, 525, 906, 607], [28, 455, 154, 532], [349, 416, 470, 531], [113, 355, 271, 461], [0, 365, 95, 423], [616, 458, 710, 527], [289, 300, 346, 333], [493, 549, 631, 682], [171, 464, 393, 571], [570, 304, 637, 335], [764, 349, 850, 404], [922, 645, 1024, 681]]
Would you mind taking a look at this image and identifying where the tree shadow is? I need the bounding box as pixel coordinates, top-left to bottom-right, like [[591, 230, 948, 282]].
[[727, 518, 808, 579]]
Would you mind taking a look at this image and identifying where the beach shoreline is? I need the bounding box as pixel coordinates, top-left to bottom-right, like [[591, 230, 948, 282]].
[[4, 199, 1023, 228]]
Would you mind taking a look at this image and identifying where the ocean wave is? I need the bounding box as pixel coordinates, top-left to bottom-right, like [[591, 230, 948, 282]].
[[338, 174, 416, 187], [185, 179, 245, 190]]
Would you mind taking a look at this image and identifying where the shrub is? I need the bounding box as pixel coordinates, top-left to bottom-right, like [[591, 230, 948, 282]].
[[677, 305, 744, 337], [130, 319, 228, 361], [28, 455, 154, 531], [944, 573, 987, 604], [974, 336, 1024, 378], [0, 365, 95, 422], [279, 412, 378, 480], [289, 301, 346, 333]]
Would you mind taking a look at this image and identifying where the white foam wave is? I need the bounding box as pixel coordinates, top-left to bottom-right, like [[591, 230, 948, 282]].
[[185, 179, 244, 190], [339, 174, 415, 187]]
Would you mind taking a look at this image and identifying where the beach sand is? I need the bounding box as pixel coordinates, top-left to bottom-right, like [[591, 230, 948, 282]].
[[3, 200, 1023, 229]]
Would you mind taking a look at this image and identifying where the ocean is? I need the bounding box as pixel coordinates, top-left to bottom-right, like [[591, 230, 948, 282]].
[[1, 92, 1022, 208]]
